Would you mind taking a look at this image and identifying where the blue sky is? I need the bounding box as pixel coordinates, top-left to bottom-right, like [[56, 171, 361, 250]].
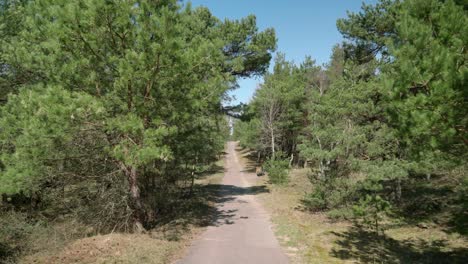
[[189, 0, 378, 105]]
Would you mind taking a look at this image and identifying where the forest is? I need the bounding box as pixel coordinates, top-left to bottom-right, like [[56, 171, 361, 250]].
[[235, 0, 467, 232], [0, 0, 467, 263]]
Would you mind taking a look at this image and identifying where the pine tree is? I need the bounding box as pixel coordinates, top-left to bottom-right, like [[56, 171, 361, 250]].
[[0, 0, 276, 231], [386, 0, 467, 160]]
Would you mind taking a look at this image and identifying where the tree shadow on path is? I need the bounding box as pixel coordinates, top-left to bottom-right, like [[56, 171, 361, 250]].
[[153, 183, 269, 240]]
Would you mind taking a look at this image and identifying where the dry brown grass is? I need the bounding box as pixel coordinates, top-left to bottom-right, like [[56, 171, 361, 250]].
[[236, 147, 468, 263], [21, 233, 185, 264], [255, 168, 352, 264], [17, 158, 225, 264]]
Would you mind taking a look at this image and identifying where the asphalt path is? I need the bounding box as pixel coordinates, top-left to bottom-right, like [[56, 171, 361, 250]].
[[176, 141, 289, 264]]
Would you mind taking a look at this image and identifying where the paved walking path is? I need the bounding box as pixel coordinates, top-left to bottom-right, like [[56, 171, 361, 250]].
[[176, 141, 289, 264]]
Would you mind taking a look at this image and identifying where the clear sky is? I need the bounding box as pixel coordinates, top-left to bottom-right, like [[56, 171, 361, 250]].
[[189, 0, 378, 105]]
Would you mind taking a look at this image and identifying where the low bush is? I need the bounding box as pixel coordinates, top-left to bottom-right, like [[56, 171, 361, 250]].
[[0, 211, 38, 262], [264, 158, 289, 184], [303, 176, 357, 211]]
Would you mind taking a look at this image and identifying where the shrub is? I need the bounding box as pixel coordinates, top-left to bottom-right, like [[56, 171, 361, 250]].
[[264, 158, 289, 184], [303, 183, 327, 210], [303, 176, 357, 211], [327, 208, 353, 220], [0, 211, 37, 262], [353, 194, 392, 235], [453, 176, 468, 235]]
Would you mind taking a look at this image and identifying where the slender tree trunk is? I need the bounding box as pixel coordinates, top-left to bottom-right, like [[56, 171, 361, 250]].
[[189, 164, 196, 197], [189, 156, 198, 197], [96, 82, 101, 97], [319, 159, 326, 179], [271, 128, 275, 159], [395, 178, 402, 203], [121, 163, 145, 233]]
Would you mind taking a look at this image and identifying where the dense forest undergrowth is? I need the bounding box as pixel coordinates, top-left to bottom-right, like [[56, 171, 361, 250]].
[[1, 158, 227, 263]]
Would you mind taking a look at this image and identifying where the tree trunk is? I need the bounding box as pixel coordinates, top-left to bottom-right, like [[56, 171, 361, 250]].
[[319, 159, 326, 179], [395, 178, 402, 203], [271, 129, 275, 159], [122, 163, 145, 233], [189, 164, 196, 197], [189, 156, 198, 197]]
